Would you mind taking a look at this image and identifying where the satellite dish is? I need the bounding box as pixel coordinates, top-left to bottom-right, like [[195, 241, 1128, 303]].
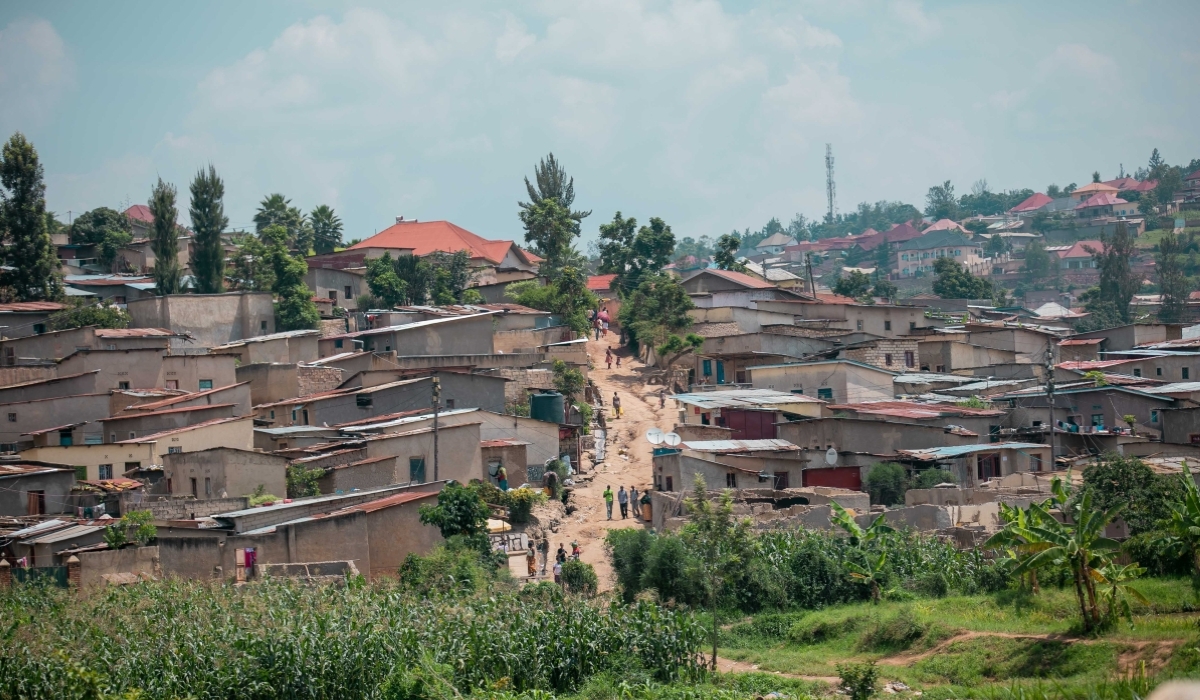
[[663, 432, 681, 447], [646, 428, 664, 445], [825, 447, 838, 466]]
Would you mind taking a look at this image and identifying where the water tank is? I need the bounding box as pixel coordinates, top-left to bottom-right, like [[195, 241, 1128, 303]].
[[530, 392, 565, 424]]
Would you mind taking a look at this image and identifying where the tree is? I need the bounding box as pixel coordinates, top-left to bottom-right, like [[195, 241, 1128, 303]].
[[1157, 231, 1189, 323], [48, 301, 130, 331], [365, 253, 409, 308], [1147, 148, 1166, 179], [864, 462, 908, 506], [984, 232, 1008, 257], [0, 133, 61, 301], [1163, 464, 1200, 595], [618, 274, 694, 349], [1092, 171, 1102, 183], [189, 165, 228, 294], [1046, 184, 1062, 199], [1092, 222, 1139, 323], [1081, 454, 1183, 536], [254, 193, 308, 252], [520, 152, 590, 223], [426, 250, 477, 304], [310, 205, 343, 255], [263, 224, 319, 330], [871, 278, 898, 300], [932, 256, 993, 299], [551, 358, 585, 398], [682, 474, 754, 670], [925, 180, 958, 220], [657, 333, 704, 368], [597, 213, 676, 294], [227, 233, 274, 292], [519, 197, 578, 275], [833, 270, 871, 299], [149, 178, 182, 295], [830, 501, 895, 603], [68, 207, 132, 271], [505, 266, 595, 335], [1023, 241, 1052, 281], [1150, 167, 1184, 210], [418, 480, 491, 552], [394, 253, 432, 305], [713, 233, 745, 271]]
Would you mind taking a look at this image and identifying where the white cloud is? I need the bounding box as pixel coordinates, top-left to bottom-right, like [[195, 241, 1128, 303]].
[[1040, 43, 1116, 81], [888, 0, 941, 41], [0, 18, 74, 132], [495, 15, 536, 63]]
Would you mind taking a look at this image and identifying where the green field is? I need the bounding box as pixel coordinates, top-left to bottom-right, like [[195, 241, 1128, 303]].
[[717, 578, 1200, 700]]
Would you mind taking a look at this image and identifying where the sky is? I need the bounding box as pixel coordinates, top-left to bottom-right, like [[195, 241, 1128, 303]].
[[2, 1, 1198, 247]]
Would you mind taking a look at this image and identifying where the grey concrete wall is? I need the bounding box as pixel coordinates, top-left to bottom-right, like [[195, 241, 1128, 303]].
[[162, 448, 289, 500], [236, 363, 299, 405], [77, 546, 161, 589], [319, 456, 398, 493], [104, 404, 235, 443], [1162, 407, 1200, 445], [0, 371, 99, 403], [493, 326, 572, 353], [0, 470, 75, 516], [128, 293, 275, 349], [362, 493, 442, 579], [131, 495, 250, 519], [0, 393, 109, 447], [778, 418, 982, 454], [364, 422, 482, 485]]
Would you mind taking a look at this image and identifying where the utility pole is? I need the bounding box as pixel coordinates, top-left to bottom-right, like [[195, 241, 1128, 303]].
[[825, 143, 837, 224], [1045, 337, 1056, 471], [805, 252, 816, 298], [431, 375, 441, 481]]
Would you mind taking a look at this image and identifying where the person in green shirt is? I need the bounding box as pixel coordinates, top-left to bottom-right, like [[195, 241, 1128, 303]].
[[603, 485, 614, 520]]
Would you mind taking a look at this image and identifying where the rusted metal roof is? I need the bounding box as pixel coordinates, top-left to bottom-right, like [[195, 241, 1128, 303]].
[[672, 389, 824, 410], [826, 400, 1004, 417], [94, 328, 177, 338], [682, 438, 798, 453], [0, 463, 72, 478], [332, 490, 438, 513], [897, 443, 1048, 461], [480, 438, 531, 448], [1058, 338, 1104, 346], [76, 478, 143, 492], [21, 421, 89, 436], [0, 301, 67, 312]]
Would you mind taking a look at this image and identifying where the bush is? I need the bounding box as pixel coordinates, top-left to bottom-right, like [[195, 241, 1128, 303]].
[[1123, 530, 1191, 577], [857, 609, 926, 651], [607, 528, 652, 602], [286, 464, 322, 498], [911, 469, 955, 490], [789, 614, 868, 645], [837, 661, 879, 700], [642, 534, 698, 604], [866, 462, 908, 506], [397, 538, 505, 597], [562, 560, 598, 596]]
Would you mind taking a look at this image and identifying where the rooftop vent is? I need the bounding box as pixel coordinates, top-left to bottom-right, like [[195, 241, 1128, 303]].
[[395, 216, 417, 224]]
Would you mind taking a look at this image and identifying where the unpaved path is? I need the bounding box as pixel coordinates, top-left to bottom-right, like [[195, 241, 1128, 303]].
[[547, 335, 674, 591], [714, 657, 839, 684]]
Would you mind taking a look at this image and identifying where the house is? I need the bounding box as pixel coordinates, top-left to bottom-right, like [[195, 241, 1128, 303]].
[[19, 442, 158, 481], [756, 299, 942, 338], [923, 219, 969, 233], [303, 265, 367, 311], [101, 404, 238, 443], [671, 388, 825, 433], [894, 231, 986, 277], [1181, 169, 1200, 203], [114, 382, 254, 418], [1069, 182, 1120, 202], [855, 222, 924, 252], [777, 417, 981, 457], [310, 455, 401, 494], [338, 370, 507, 414], [741, 260, 806, 290], [359, 421, 483, 486], [209, 329, 321, 365], [318, 313, 496, 357], [0, 301, 68, 339], [55, 348, 238, 392], [116, 416, 255, 461], [0, 371, 102, 405], [1075, 193, 1139, 219], [0, 393, 111, 451], [0, 460, 77, 516], [1103, 177, 1158, 195], [819, 400, 1006, 437], [127, 292, 276, 349], [895, 443, 1052, 488], [746, 359, 897, 403], [60, 275, 155, 304], [680, 269, 805, 309], [1057, 338, 1104, 363], [755, 232, 798, 255], [1008, 193, 1054, 215], [918, 337, 1019, 373], [161, 447, 289, 500], [996, 381, 1177, 438], [1162, 406, 1200, 445]]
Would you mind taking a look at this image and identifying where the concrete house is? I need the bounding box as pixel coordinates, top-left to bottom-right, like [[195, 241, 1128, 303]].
[[818, 400, 1006, 437], [896, 443, 1053, 488], [755, 232, 798, 255], [127, 292, 276, 349], [55, 349, 238, 392], [209, 329, 321, 365], [162, 447, 289, 500], [0, 461, 77, 516], [117, 416, 255, 461], [756, 300, 944, 339], [19, 442, 158, 481], [1, 326, 180, 364], [0, 393, 111, 451], [319, 313, 497, 358], [918, 337, 1020, 373], [996, 382, 1177, 437], [113, 382, 253, 418], [304, 265, 367, 311], [672, 389, 825, 434], [338, 370, 507, 414], [0, 301, 69, 339], [253, 376, 498, 428], [747, 359, 897, 403], [894, 231, 986, 277], [361, 421, 483, 485], [101, 404, 237, 443], [0, 371, 102, 404], [681, 269, 806, 309]]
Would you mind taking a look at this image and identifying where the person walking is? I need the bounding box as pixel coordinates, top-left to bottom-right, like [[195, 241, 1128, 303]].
[[553, 559, 563, 586], [615, 354, 621, 368], [496, 463, 508, 491], [617, 485, 629, 519], [593, 317, 601, 341], [571, 541, 581, 560], [612, 393, 622, 418], [659, 389, 667, 409], [556, 543, 567, 565], [526, 544, 537, 578], [605, 348, 613, 370], [538, 537, 550, 574], [603, 485, 614, 520], [630, 486, 639, 518]]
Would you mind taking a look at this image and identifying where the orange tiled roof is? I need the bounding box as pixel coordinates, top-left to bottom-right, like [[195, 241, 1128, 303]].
[[347, 220, 538, 265]]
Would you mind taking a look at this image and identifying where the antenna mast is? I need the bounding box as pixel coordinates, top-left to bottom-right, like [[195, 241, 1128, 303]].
[[825, 143, 837, 224]]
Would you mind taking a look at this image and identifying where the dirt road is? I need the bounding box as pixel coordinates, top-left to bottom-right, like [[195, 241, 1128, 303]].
[[546, 334, 676, 591]]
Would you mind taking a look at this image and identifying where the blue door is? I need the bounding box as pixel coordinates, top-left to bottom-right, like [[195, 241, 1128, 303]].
[[716, 361, 725, 384]]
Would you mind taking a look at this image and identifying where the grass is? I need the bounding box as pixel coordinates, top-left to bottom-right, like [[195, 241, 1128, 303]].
[[718, 576, 1200, 697]]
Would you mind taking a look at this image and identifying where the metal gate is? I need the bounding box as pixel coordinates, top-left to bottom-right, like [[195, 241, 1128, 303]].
[[722, 409, 777, 440], [803, 466, 862, 491], [12, 565, 69, 588]]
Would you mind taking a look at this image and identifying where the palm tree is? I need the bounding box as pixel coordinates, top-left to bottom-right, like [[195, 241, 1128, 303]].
[[310, 205, 343, 255], [254, 193, 291, 233]]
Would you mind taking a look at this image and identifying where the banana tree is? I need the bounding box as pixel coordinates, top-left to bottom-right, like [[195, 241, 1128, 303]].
[[1096, 562, 1150, 626], [1164, 463, 1200, 595], [847, 551, 888, 603], [987, 501, 1047, 593], [830, 500, 895, 545]]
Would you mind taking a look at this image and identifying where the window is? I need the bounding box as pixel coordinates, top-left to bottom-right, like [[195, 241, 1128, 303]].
[[1091, 414, 1104, 427], [58, 431, 72, 447], [190, 478, 198, 497], [199, 379, 213, 390], [128, 431, 135, 439], [1151, 410, 1159, 424], [702, 359, 712, 376], [665, 476, 674, 491], [33, 323, 45, 334], [124, 462, 140, 470], [119, 381, 130, 390], [27, 490, 45, 515], [909, 321, 916, 330], [356, 394, 373, 408], [772, 472, 790, 490], [384, 345, 391, 352], [270, 410, 275, 420], [260, 321, 268, 332], [345, 285, 353, 299], [1030, 454, 1043, 472], [330, 289, 338, 301], [725, 472, 738, 488], [884, 321, 891, 331], [905, 351, 915, 368], [205, 477, 211, 496], [1156, 367, 1162, 376], [5, 413, 14, 422], [292, 409, 298, 423], [856, 320, 863, 330], [1133, 368, 1142, 377], [446, 398, 456, 409], [884, 353, 893, 366], [409, 456, 426, 483], [168, 446, 182, 454], [165, 380, 178, 390], [334, 339, 344, 349], [111, 432, 117, 443], [98, 464, 113, 480], [817, 388, 833, 400], [1184, 367, 1191, 380], [302, 409, 309, 425]]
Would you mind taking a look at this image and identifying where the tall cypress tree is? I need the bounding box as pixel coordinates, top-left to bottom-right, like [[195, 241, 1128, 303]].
[[150, 177, 181, 295], [1093, 221, 1139, 323], [189, 165, 228, 294], [0, 133, 61, 301]]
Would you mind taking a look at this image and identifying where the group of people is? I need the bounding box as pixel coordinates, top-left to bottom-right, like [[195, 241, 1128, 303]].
[[590, 308, 610, 340], [526, 537, 582, 584], [604, 346, 622, 370], [602, 484, 640, 520]]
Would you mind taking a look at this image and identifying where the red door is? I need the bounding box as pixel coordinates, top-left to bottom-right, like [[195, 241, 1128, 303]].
[[723, 409, 777, 440], [803, 467, 862, 490]]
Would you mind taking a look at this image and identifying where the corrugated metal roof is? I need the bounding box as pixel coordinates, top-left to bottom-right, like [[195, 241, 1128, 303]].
[[1141, 382, 1200, 394], [22, 524, 106, 545], [327, 312, 498, 340], [332, 490, 437, 513], [5, 519, 69, 539], [682, 438, 798, 452], [210, 329, 322, 349], [1059, 338, 1104, 346], [672, 389, 824, 410], [94, 328, 177, 338], [898, 443, 1048, 460], [340, 407, 479, 432], [893, 373, 979, 385], [748, 359, 899, 375], [255, 425, 342, 435], [480, 438, 531, 448], [0, 463, 71, 478], [0, 301, 67, 312]]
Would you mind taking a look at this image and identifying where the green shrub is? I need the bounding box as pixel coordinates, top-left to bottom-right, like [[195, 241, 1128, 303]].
[[562, 560, 599, 596], [837, 661, 878, 700], [606, 528, 653, 602], [788, 613, 868, 645], [911, 469, 955, 490], [729, 612, 808, 641], [866, 462, 908, 506], [1122, 531, 1191, 577], [641, 534, 698, 604], [857, 608, 926, 651], [502, 487, 546, 524]]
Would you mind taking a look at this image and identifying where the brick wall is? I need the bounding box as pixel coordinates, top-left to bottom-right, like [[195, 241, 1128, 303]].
[[845, 338, 919, 370], [494, 368, 556, 402], [133, 496, 250, 520], [298, 366, 343, 396], [319, 319, 347, 337]]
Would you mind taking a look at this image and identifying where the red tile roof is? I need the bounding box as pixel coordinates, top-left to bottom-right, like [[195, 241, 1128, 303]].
[[1075, 193, 1127, 209], [124, 204, 154, 223], [704, 268, 776, 289], [1072, 182, 1119, 197], [333, 490, 438, 514], [1104, 177, 1156, 192], [587, 274, 617, 291], [813, 293, 859, 305], [1009, 192, 1053, 213], [0, 301, 67, 312], [347, 220, 537, 266], [856, 222, 922, 251], [1189, 291, 1200, 301], [1057, 240, 1104, 259]]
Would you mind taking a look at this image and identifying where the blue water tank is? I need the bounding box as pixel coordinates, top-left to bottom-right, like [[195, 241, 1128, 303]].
[[530, 392, 565, 424]]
